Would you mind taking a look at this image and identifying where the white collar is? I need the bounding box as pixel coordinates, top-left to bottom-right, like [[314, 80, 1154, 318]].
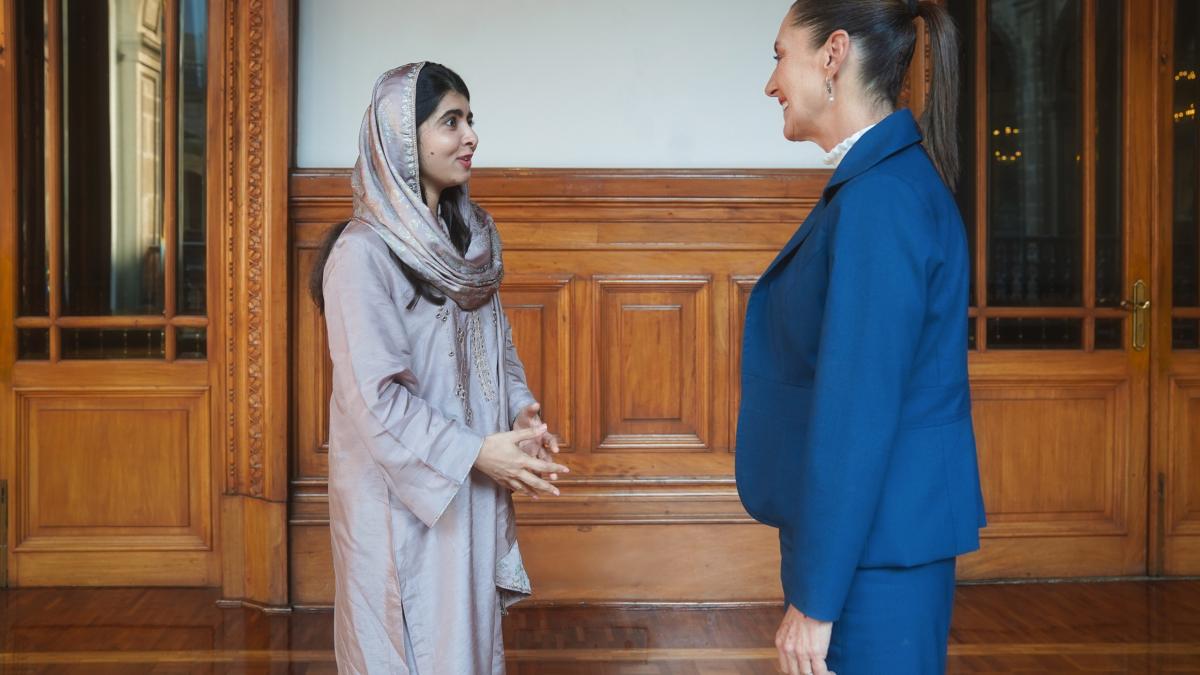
[[822, 123, 877, 167]]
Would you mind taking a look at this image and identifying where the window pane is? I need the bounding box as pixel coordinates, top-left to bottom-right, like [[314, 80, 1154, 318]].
[[968, 318, 978, 350], [987, 318, 1083, 350], [986, 0, 1083, 307], [1174, 319, 1200, 350], [1095, 318, 1123, 350], [177, 0, 207, 315], [61, 0, 165, 316], [1095, 1, 1124, 308], [61, 329, 165, 360], [1174, 0, 1199, 308], [17, 329, 50, 360], [177, 327, 206, 359], [16, 0, 48, 316]]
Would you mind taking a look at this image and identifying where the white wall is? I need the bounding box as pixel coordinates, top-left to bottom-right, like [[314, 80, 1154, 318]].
[[295, 0, 828, 169]]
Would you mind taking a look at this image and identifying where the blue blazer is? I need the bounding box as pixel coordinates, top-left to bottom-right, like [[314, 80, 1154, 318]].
[[735, 110, 986, 622]]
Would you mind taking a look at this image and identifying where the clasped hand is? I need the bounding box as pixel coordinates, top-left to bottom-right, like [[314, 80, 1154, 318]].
[[475, 403, 568, 499]]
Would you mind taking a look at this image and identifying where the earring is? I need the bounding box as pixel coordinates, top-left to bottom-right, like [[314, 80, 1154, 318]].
[[826, 78, 834, 102]]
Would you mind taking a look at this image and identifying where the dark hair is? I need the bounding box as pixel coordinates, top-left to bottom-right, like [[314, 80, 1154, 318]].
[[309, 62, 474, 313], [789, 0, 959, 189]]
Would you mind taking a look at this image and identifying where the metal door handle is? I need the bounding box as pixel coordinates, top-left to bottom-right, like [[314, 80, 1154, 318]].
[[1120, 280, 1149, 351]]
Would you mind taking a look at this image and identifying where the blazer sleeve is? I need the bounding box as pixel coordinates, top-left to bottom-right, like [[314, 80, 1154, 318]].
[[323, 237, 484, 528], [781, 175, 930, 622], [498, 297, 538, 427]]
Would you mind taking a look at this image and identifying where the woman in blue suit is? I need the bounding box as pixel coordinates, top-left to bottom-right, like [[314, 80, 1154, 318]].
[[735, 2, 986, 674]]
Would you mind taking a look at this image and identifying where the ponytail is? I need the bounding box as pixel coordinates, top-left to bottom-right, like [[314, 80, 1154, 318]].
[[788, 0, 962, 189], [914, 1, 960, 190]]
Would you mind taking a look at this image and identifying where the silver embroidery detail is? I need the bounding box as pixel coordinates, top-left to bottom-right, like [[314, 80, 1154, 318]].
[[451, 309, 473, 427], [402, 66, 421, 193], [469, 311, 497, 403], [448, 298, 503, 426]]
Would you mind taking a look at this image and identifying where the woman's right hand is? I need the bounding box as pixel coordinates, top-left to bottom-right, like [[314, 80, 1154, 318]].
[[475, 424, 570, 499]]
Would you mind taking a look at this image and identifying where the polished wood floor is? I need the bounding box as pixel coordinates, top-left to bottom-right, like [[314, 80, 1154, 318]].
[[0, 580, 1197, 673]]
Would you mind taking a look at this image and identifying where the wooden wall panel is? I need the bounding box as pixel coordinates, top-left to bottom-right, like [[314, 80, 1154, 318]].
[[292, 244, 330, 482], [10, 386, 215, 586], [1168, 378, 1200, 539], [288, 168, 1152, 603], [972, 382, 1128, 536], [500, 276, 574, 449], [729, 276, 757, 448], [288, 169, 803, 604], [516, 524, 781, 603], [289, 520, 335, 604], [288, 480, 782, 607], [962, 354, 1147, 580], [594, 276, 711, 452], [1157, 374, 1200, 574], [33, 407, 190, 530]]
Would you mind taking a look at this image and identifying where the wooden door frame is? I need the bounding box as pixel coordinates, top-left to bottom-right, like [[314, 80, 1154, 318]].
[[0, 0, 17, 590], [952, 0, 1153, 580], [1150, 0, 1171, 577], [1151, 0, 1200, 576], [0, 0, 294, 606], [1118, 0, 1161, 576]]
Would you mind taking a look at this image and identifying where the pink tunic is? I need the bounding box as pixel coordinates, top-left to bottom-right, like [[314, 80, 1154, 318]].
[[323, 221, 535, 674]]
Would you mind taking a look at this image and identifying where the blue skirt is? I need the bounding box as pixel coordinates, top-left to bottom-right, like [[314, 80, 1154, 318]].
[[825, 558, 957, 675]]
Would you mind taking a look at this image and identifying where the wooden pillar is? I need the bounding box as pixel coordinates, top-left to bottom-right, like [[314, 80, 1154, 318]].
[[213, 0, 293, 611]]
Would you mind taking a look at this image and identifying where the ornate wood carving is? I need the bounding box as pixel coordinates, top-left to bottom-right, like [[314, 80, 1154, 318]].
[[243, 0, 267, 499], [221, 0, 238, 496], [217, 0, 291, 607]]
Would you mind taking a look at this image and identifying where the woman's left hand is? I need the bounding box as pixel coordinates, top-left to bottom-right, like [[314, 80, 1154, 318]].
[[513, 403, 562, 479], [775, 605, 834, 675]]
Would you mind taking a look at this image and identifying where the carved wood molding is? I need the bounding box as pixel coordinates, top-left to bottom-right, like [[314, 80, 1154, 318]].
[[213, 0, 291, 608], [289, 480, 755, 527], [221, 0, 289, 502], [222, 0, 240, 497], [243, 0, 267, 498], [291, 168, 832, 202]]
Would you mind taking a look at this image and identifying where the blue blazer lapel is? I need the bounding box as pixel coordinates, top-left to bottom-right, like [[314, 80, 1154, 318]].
[[760, 110, 925, 281], [760, 199, 826, 280]]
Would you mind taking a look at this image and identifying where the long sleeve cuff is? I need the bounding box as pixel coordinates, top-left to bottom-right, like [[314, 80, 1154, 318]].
[[362, 413, 485, 528]]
